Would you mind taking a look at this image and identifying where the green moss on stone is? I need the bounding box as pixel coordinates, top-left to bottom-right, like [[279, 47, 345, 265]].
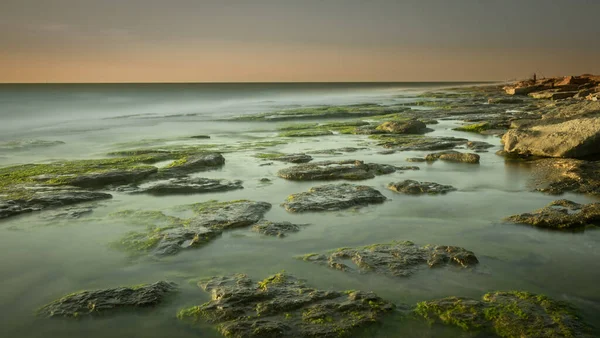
[[453, 122, 491, 133]]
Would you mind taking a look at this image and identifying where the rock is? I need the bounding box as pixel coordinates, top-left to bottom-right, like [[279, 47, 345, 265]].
[[259, 153, 313, 164], [38, 281, 177, 318], [298, 241, 478, 277], [162, 153, 225, 175], [406, 157, 427, 162], [309, 147, 365, 155], [466, 140, 494, 152], [129, 177, 243, 195], [40, 206, 95, 220], [260, 162, 274, 166], [529, 158, 600, 196], [502, 117, 600, 158], [488, 97, 524, 104], [396, 166, 420, 171], [282, 183, 386, 212], [387, 180, 457, 195], [505, 199, 600, 230], [277, 160, 396, 181], [0, 139, 65, 151], [190, 135, 210, 139], [504, 84, 549, 96], [150, 227, 223, 256], [425, 151, 480, 164], [416, 291, 591, 337], [528, 89, 578, 100], [378, 150, 396, 155], [186, 200, 272, 230], [251, 221, 304, 237], [259, 178, 272, 183], [177, 273, 394, 338], [0, 187, 112, 220], [372, 135, 468, 151], [375, 120, 427, 134], [52, 167, 158, 189]]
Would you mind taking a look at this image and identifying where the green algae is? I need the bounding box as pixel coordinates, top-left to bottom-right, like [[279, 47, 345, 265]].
[[254, 152, 286, 160], [257, 272, 288, 290], [415, 291, 590, 337], [110, 209, 186, 227], [111, 226, 171, 255], [176, 200, 252, 215], [279, 130, 333, 137], [230, 104, 410, 121], [453, 122, 491, 133]]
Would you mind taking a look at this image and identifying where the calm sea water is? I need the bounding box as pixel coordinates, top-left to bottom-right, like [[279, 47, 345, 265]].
[[0, 83, 598, 337]]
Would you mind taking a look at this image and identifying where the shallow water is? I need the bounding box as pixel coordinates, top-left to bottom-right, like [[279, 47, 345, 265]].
[[0, 83, 599, 337]]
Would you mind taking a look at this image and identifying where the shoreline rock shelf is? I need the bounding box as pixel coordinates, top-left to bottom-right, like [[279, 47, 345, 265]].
[[277, 160, 397, 181], [505, 199, 600, 230]]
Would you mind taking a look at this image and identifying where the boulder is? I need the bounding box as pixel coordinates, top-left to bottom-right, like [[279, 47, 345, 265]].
[[251, 221, 304, 237], [186, 200, 272, 230], [38, 281, 177, 318], [277, 160, 396, 181], [505, 199, 600, 230], [466, 140, 494, 152], [177, 273, 394, 338], [298, 241, 478, 277], [387, 180, 457, 195], [528, 89, 577, 100], [502, 117, 600, 158], [162, 153, 225, 176], [282, 183, 386, 212], [128, 177, 243, 195]]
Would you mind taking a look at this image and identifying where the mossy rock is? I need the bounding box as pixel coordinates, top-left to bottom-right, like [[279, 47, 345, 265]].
[[453, 122, 492, 133], [415, 291, 592, 337]]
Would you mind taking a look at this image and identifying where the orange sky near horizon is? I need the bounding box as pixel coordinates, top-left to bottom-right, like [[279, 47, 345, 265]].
[[1, 0, 599, 83]]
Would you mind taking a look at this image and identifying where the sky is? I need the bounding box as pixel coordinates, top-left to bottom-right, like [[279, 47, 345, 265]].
[[1, 0, 599, 83]]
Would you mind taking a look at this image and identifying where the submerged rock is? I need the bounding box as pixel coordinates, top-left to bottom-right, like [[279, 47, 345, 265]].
[[387, 180, 457, 195], [0, 187, 112, 220], [505, 199, 600, 230], [40, 206, 95, 220], [256, 153, 313, 164], [130, 177, 243, 195], [371, 135, 468, 151], [277, 160, 396, 181], [375, 120, 428, 134], [309, 147, 365, 155], [416, 291, 591, 337], [406, 157, 427, 163], [48, 167, 158, 189], [282, 183, 387, 212], [38, 281, 177, 318], [466, 140, 495, 152], [177, 273, 394, 338], [425, 151, 480, 164], [502, 117, 600, 158], [0, 139, 65, 151], [251, 221, 305, 237], [299, 241, 478, 277]]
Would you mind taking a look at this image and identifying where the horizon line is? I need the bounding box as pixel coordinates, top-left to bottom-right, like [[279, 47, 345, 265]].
[[0, 80, 504, 85]]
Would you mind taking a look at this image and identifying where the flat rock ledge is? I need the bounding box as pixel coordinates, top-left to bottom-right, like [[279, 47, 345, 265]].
[[505, 199, 600, 230], [277, 160, 396, 181], [127, 177, 243, 195], [282, 183, 387, 212], [387, 180, 457, 195], [0, 187, 112, 220], [416, 291, 592, 338], [251, 221, 305, 237], [298, 241, 478, 277], [38, 281, 177, 318], [177, 273, 394, 338], [425, 151, 480, 164], [529, 158, 600, 196]]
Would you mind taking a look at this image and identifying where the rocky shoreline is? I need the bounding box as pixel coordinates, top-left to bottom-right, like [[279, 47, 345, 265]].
[[3, 75, 600, 337]]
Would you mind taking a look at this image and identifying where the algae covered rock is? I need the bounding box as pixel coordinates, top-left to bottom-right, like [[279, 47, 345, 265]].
[[387, 180, 457, 195], [282, 183, 387, 212], [375, 120, 427, 134], [0, 187, 112, 219], [505, 199, 600, 230], [425, 151, 480, 164], [529, 158, 600, 196], [371, 135, 468, 151], [416, 291, 591, 337], [162, 153, 225, 175], [185, 200, 272, 230], [298, 241, 478, 277], [251, 221, 305, 237], [38, 281, 177, 318], [467, 140, 495, 152], [55, 167, 158, 188], [177, 273, 394, 337], [129, 177, 243, 195], [277, 160, 396, 181]]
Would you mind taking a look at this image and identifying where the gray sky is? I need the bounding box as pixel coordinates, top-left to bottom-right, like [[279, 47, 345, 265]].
[[1, 0, 599, 82]]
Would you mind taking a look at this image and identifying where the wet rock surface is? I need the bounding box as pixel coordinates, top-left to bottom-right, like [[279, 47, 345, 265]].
[[372, 135, 468, 151], [128, 177, 243, 195], [425, 151, 480, 164], [0, 187, 112, 220], [416, 291, 591, 338], [375, 120, 428, 134], [505, 199, 600, 230], [185, 200, 272, 230], [299, 241, 478, 277], [261, 153, 313, 164], [277, 160, 396, 181], [251, 221, 305, 237], [387, 180, 457, 195], [177, 273, 394, 338], [161, 153, 225, 175], [49, 167, 158, 189], [467, 140, 495, 152], [529, 158, 600, 196], [38, 281, 177, 318], [282, 183, 387, 212]]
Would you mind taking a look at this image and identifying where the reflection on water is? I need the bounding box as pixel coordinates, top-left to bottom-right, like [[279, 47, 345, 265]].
[[0, 83, 599, 337]]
